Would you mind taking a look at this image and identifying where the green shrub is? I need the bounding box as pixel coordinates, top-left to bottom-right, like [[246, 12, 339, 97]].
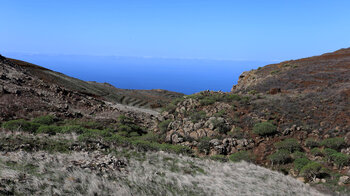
[[116, 116, 145, 137], [161, 98, 184, 112], [211, 118, 229, 134], [275, 138, 301, 152], [214, 110, 226, 117], [158, 119, 172, 133], [118, 124, 144, 137], [270, 70, 280, 75], [210, 155, 228, 162], [300, 162, 323, 180], [330, 153, 349, 168], [61, 125, 87, 134], [268, 149, 290, 165], [78, 129, 113, 141], [294, 158, 311, 172], [162, 103, 177, 112], [2, 119, 40, 133], [305, 138, 320, 149], [131, 140, 192, 154], [225, 94, 241, 102], [198, 137, 211, 154], [229, 151, 254, 163], [190, 111, 206, 123], [291, 151, 307, 159], [199, 97, 216, 106], [323, 148, 337, 161], [321, 137, 345, 150], [136, 132, 162, 143], [37, 125, 62, 135], [32, 115, 55, 125], [227, 127, 246, 139], [253, 122, 277, 136], [310, 148, 323, 156]]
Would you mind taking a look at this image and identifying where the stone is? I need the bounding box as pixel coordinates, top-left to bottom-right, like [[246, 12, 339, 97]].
[[338, 176, 350, 185], [297, 177, 305, 183], [209, 139, 221, 146]]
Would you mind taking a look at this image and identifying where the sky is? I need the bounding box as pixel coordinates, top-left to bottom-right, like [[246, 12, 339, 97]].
[[1, 0, 350, 61]]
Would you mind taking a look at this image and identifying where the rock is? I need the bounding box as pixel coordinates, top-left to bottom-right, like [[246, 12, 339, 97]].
[[344, 132, 350, 146], [338, 176, 350, 185], [171, 134, 183, 144], [297, 177, 305, 183], [209, 139, 221, 146], [314, 178, 320, 183]]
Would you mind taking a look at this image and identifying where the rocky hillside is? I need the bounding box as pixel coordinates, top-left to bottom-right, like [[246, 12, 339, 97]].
[[0, 55, 185, 127], [2, 56, 183, 117], [156, 48, 350, 194]]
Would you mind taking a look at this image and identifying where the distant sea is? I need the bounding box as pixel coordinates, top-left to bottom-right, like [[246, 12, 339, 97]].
[[4, 53, 274, 95]]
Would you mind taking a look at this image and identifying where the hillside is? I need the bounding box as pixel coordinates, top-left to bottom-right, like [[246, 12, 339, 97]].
[[1, 49, 350, 195], [156, 48, 350, 194], [0, 55, 184, 124]]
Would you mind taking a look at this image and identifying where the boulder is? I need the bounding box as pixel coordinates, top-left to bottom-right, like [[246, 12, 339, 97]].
[[339, 176, 350, 185]]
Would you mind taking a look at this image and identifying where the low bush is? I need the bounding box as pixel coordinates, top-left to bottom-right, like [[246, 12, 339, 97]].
[[291, 151, 307, 159], [32, 115, 55, 125], [321, 137, 345, 150], [199, 97, 216, 106], [275, 138, 301, 153], [294, 158, 311, 172], [131, 139, 192, 154], [310, 148, 323, 156], [198, 137, 211, 154], [117, 115, 145, 137], [61, 125, 88, 134], [229, 151, 254, 163], [37, 125, 62, 135], [211, 118, 229, 134], [190, 111, 206, 123], [158, 119, 172, 133], [210, 155, 228, 162], [2, 119, 40, 133], [162, 103, 177, 113], [214, 110, 226, 118], [305, 138, 320, 149], [224, 94, 241, 102], [330, 153, 349, 168], [253, 122, 277, 136], [323, 148, 337, 162], [268, 149, 290, 165], [300, 162, 323, 180]]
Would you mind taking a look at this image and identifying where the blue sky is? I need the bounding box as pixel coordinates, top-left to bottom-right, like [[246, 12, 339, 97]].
[[1, 0, 350, 61]]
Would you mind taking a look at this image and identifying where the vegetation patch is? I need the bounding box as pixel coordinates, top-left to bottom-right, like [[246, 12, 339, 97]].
[[158, 119, 172, 133], [229, 151, 255, 163], [268, 150, 290, 165], [321, 137, 345, 150], [189, 111, 206, 123], [2, 119, 40, 133], [253, 122, 277, 136], [37, 125, 62, 135], [274, 138, 301, 153], [294, 158, 311, 172], [32, 115, 55, 125], [305, 138, 320, 149]]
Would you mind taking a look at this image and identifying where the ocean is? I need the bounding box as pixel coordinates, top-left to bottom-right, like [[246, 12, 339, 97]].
[[4, 53, 273, 94]]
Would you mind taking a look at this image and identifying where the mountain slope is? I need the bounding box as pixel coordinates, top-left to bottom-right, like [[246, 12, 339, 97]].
[[0, 55, 182, 121], [8, 58, 183, 109], [157, 48, 350, 194]]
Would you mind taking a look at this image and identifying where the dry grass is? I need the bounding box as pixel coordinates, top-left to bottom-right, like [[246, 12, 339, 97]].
[[0, 150, 325, 196]]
